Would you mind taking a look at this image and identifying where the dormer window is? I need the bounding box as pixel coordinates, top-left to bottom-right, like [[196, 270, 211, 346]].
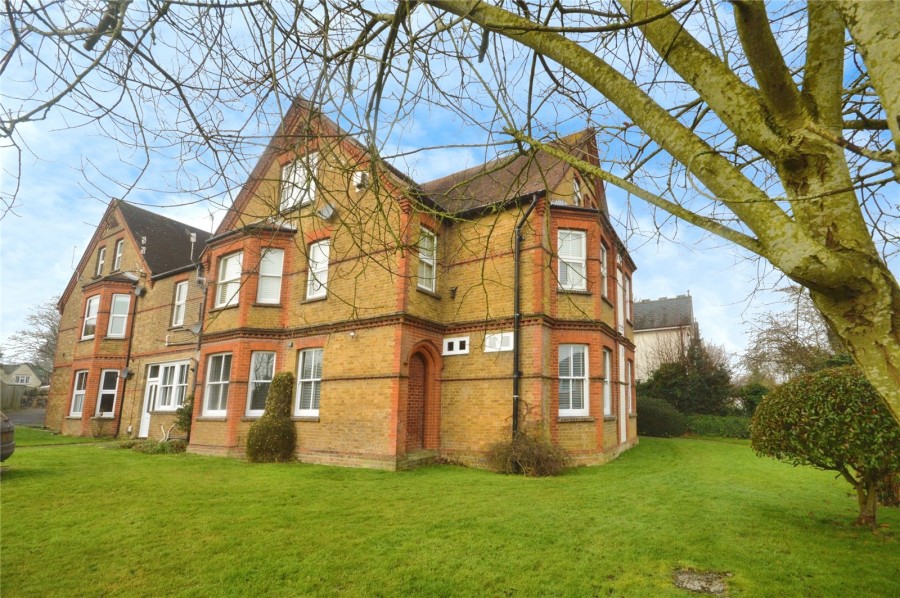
[[281, 152, 319, 211], [112, 239, 124, 271]]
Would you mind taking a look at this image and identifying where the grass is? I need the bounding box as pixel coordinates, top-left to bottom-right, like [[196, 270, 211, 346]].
[[1, 437, 897, 597], [10, 427, 108, 447]]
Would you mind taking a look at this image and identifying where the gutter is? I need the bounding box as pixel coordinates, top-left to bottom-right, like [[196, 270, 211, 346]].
[[512, 193, 541, 438]]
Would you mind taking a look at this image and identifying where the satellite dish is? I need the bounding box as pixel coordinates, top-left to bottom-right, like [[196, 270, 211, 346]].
[[316, 203, 335, 221], [188, 322, 202, 335]]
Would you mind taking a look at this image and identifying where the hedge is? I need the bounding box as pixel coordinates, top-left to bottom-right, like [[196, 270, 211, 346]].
[[686, 415, 751, 439], [637, 397, 687, 437]]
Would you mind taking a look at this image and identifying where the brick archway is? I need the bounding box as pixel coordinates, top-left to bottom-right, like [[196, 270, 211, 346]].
[[405, 342, 441, 452]]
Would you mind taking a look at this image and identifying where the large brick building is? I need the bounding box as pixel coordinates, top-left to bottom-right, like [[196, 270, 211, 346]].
[[46, 100, 638, 469]]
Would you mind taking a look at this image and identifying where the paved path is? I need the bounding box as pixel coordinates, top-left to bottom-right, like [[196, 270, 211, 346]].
[[5, 408, 46, 427]]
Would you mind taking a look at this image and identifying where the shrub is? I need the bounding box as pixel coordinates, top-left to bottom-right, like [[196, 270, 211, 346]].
[[485, 426, 570, 477], [637, 397, 687, 437], [734, 382, 769, 415], [686, 415, 751, 439], [245, 372, 296, 463], [120, 439, 187, 454], [751, 366, 900, 528], [174, 395, 194, 439]]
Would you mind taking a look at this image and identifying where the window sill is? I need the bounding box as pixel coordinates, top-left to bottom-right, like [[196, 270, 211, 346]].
[[601, 295, 613, 307], [104, 336, 127, 340], [302, 296, 327, 304], [66, 415, 83, 420], [196, 416, 227, 422], [149, 410, 180, 415], [603, 415, 617, 422], [79, 337, 95, 342], [90, 416, 115, 421], [557, 289, 591, 296], [291, 416, 320, 422], [416, 287, 441, 300], [629, 413, 637, 418], [252, 303, 282, 308], [168, 325, 186, 332], [209, 305, 239, 314], [241, 416, 262, 421], [558, 416, 594, 423]]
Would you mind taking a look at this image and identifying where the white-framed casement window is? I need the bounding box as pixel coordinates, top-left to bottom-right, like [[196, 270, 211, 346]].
[[81, 296, 100, 339], [215, 252, 243, 308], [627, 360, 634, 414], [442, 336, 469, 356], [557, 229, 587, 291], [295, 348, 323, 416], [203, 353, 232, 416], [107, 293, 131, 338], [559, 344, 589, 417], [112, 239, 124, 271], [484, 331, 514, 352], [70, 371, 88, 416], [96, 369, 118, 417], [148, 361, 190, 411], [95, 247, 106, 276], [306, 240, 330, 300], [573, 177, 582, 206], [246, 351, 276, 416], [13, 375, 30, 385], [257, 248, 284, 304], [417, 228, 437, 292], [600, 244, 609, 298], [281, 152, 319, 211], [603, 348, 613, 417], [172, 281, 188, 327]]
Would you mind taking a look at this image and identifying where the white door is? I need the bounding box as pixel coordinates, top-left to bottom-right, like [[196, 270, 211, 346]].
[[618, 345, 627, 444], [139, 365, 159, 438]]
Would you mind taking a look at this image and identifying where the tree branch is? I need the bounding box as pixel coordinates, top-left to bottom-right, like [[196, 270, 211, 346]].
[[802, 0, 845, 130]]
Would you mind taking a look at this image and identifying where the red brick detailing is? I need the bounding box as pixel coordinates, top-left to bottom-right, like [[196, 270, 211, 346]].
[[406, 353, 425, 451]]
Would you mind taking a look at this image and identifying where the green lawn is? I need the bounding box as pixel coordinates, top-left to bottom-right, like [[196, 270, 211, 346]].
[[11, 427, 109, 447], [1, 438, 897, 597]]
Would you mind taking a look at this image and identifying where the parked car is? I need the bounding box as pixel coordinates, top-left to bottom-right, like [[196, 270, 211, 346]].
[[1, 412, 15, 461]]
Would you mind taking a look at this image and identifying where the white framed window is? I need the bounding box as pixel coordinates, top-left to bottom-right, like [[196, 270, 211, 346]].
[[215, 252, 243, 308], [13, 375, 31, 385], [603, 348, 612, 417], [257, 248, 284, 304], [96, 369, 118, 417], [417, 228, 437, 292], [113, 239, 124, 271], [107, 293, 130, 338], [443, 336, 469, 356], [70, 371, 88, 416], [558, 229, 587, 291], [148, 361, 190, 412], [484, 331, 514, 353], [172, 281, 188, 327], [95, 247, 106, 276], [627, 360, 634, 414], [559, 344, 588, 417], [600, 244, 609, 298], [573, 177, 582, 206], [82, 296, 100, 339], [306, 240, 330, 300], [281, 152, 319, 210], [625, 276, 632, 321], [246, 352, 276, 416], [204, 353, 232, 416], [295, 349, 323, 416]]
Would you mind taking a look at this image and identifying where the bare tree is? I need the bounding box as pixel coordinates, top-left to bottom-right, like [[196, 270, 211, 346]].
[[2, 1, 898, 420], [2, 297, 60, 378]]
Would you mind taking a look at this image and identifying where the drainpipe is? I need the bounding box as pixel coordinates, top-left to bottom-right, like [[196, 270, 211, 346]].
[[114, 281, 142, 438], [512, 193, 540, 439]]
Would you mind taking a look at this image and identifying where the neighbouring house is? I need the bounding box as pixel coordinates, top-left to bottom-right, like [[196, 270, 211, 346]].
[[46, 99, 638, 469], [1, 363, 47, 410], [633, 294, 698, 381]]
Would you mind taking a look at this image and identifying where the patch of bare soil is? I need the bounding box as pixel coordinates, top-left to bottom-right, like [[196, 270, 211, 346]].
[[673, 568, 731, 595]]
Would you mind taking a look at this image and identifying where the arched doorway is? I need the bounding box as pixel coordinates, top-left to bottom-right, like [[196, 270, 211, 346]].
[[406, 352, 427, 452]]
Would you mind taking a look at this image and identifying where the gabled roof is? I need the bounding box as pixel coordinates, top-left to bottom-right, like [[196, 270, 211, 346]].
[[634, 294, 694, 331], [117, 202, 211, 276], [420, 130, 600, 214]]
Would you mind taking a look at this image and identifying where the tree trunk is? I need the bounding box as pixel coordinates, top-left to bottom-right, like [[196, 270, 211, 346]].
[[854, 478, 879, 528]]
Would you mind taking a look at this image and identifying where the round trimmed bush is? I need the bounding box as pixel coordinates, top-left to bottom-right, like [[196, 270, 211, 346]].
[[637, 396, 687, 437], [751, 366, 900, 527], [246, 372, 297, 463]]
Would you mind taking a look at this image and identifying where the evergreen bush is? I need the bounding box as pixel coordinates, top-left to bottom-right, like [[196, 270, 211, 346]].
[[245, 372, 297, 463], [174, 395, 194, 439], [686, 415, 751, 439], [637, 396, 687, 437]]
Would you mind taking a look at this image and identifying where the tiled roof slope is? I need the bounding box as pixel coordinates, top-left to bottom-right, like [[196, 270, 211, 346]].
[[633, 294, 694, 331], [420, 130, 597, 213], [118, 202, 211, 276]]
